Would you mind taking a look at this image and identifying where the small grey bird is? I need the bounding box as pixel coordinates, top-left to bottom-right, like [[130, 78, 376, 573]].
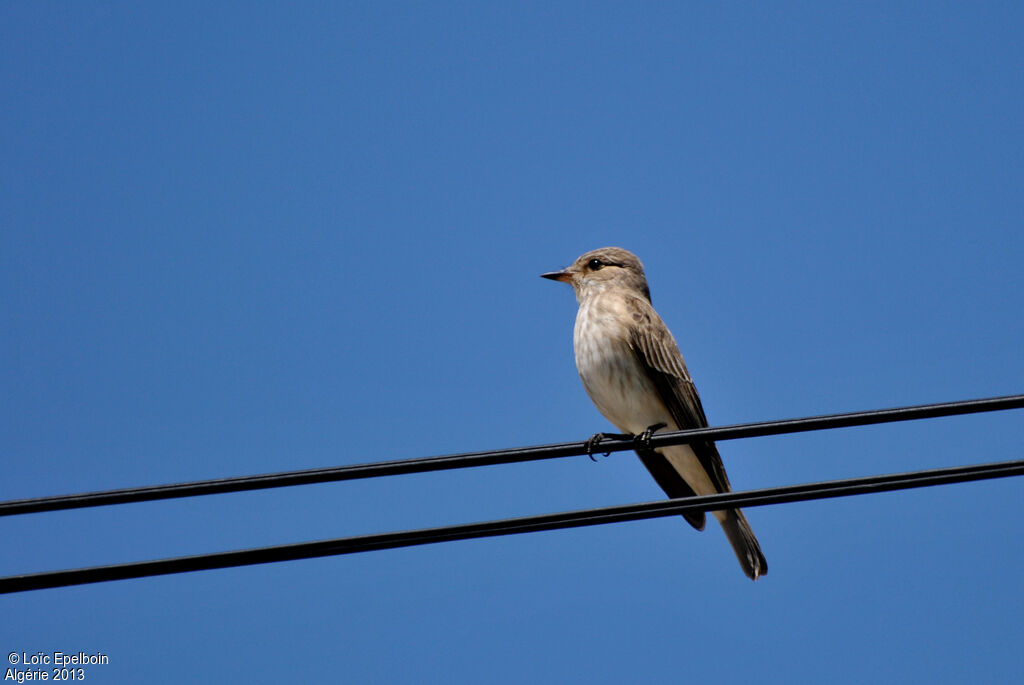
[[542, 247, 767, 580]]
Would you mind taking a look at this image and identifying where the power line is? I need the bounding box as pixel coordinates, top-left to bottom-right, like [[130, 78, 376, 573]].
[[2, 456, 1022, 594], [3, 393, 1022, 517]]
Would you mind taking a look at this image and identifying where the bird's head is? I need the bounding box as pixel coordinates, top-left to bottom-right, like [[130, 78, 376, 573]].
[[541, 247, 651, 302]]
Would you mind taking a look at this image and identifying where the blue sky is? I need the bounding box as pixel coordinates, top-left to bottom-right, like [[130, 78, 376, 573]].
[[2, 2, 1023, 682]]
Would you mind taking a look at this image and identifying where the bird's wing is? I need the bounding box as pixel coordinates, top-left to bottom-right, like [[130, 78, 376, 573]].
[[626, 295, 734, 495], [635, 449, 706, 530]]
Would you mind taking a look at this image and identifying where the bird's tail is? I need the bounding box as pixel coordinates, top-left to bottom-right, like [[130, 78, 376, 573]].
[[716, 508, 767, 581]]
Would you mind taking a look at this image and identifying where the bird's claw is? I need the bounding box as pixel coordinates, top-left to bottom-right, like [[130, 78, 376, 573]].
[[584, 433, 610, 461], [584, 432, 631, 461], [634, 423, 667, 450], [584, 425, 666, 461]]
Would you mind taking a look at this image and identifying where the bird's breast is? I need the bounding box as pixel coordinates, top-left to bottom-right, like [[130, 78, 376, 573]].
[[572, 295, 672, 434]]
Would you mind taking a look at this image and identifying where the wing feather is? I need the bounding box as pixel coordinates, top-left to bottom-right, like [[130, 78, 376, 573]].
[[625, 296, 733, 494]]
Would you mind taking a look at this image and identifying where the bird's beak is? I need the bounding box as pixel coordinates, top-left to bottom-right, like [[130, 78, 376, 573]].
[[540, 269, 573, 284]]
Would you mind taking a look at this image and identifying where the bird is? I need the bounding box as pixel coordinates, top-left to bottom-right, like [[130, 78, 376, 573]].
[[541, 247, 767, 580]]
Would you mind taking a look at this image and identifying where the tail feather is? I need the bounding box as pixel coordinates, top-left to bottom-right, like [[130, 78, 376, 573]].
[[718, 508, 767, 581]]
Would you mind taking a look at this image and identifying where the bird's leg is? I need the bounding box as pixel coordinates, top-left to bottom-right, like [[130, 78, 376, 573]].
[[584, 432, 632, 461], [634, 422, 668, 450]]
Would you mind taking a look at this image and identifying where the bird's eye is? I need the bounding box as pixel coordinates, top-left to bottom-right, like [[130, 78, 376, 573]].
[[587, 258, 603, 270]]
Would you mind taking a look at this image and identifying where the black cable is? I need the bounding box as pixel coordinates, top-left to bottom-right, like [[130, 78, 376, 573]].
[[2, 456, 1022, 594], [2, 393, 1022, 517]]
